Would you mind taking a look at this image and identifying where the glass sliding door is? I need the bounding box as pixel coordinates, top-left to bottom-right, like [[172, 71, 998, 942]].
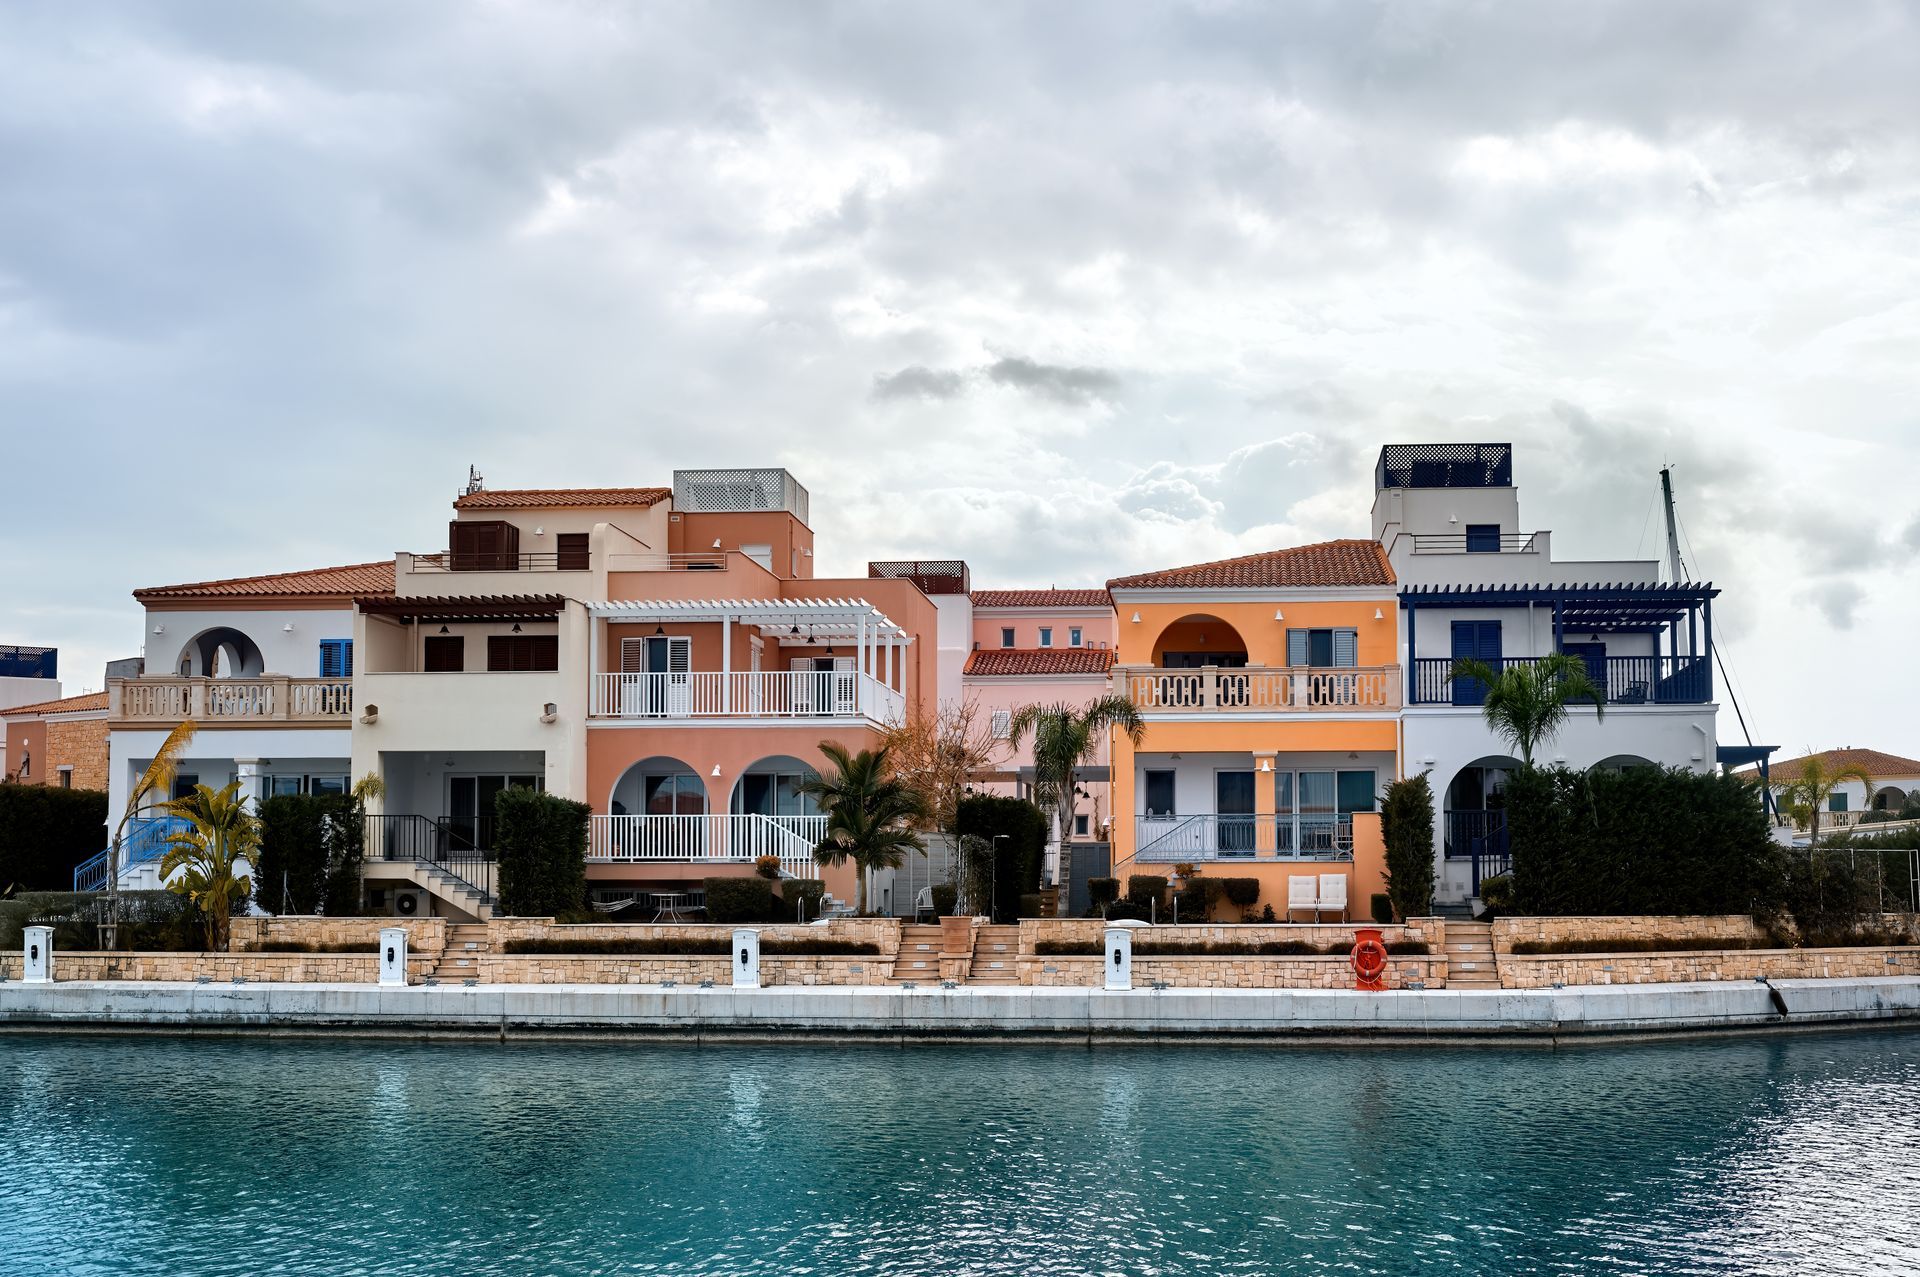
[[1215, 771, 1255, 856], [1298, 771, 1337, 851]]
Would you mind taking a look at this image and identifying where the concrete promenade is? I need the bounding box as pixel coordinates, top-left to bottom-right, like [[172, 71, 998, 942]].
[[3, 976, 1918, 1043]]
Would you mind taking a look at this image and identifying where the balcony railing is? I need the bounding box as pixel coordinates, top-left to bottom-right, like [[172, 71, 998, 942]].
[[1132, 814, 1354, 862], [1409, 532, 1538, 554], [110, 676, 353, 724], [590, 670, 905, 723], [406, 551, 579, 572], [1410, 655, 1711, 706], [588, 813, 825, 879], [1117, 666, 1401, 713]]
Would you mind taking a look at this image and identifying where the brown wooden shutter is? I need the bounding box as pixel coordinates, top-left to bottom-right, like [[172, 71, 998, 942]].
[[487, 634, 559, 671], [450, 520, 520, 571], [556, 533, 589, 571], [423, 635, 465, 672]]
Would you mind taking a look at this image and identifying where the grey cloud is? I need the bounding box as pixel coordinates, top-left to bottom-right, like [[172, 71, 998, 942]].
[[1804, 580, 1867, 629], [871, 365, 966, 401], [985, 356, 1121, 406]]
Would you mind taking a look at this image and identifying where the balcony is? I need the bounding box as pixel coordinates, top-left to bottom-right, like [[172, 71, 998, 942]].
[[590, 670, 904, 723], [588, 813, 825, 879], [1116, 665, 1402, 713], [109, 675, 353, 725], [1133, 814, 1355, 862], [1376, 442, 1513, 490], [1409, 532, 1539, 554], [1410, 655, 1711, 706]]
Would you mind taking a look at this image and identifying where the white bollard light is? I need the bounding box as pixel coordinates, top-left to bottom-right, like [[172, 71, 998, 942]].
[[379, 927, 408, 986], [1104, 926, 1133, 991], [23, 925, 53, 984], [732, 928, 761, 988]]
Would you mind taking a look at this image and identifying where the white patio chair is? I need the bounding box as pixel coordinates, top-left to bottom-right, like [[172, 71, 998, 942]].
[[913, 886, 935, 922], [1287, 875, 1319, 922], [1317, 873, 1348, 923]]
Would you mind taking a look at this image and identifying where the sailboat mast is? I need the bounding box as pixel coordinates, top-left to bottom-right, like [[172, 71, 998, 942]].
[[1658, 465, 1683, 584]]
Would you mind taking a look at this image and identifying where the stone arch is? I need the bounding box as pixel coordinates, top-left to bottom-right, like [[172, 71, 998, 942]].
[[1150, 613, 1250, 668], [1442, 754, 1522, 859], [1871, 785, 1907, 812], [175, 626, 266, 679], [608, 755, 708, 817], [1590, 754, 1658, 773], [729, 755, 823, 817]]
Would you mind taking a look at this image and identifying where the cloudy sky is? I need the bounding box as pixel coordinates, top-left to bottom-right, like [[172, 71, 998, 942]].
[[2, 2, 1915, 753]]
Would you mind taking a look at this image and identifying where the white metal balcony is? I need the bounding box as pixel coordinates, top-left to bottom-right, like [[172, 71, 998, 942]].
[[588, 813, 825, 879], [589, 670, 904, 723]]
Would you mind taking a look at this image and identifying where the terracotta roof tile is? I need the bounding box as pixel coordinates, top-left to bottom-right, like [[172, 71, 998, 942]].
[[969, 589, 1112, 609], [135, 561, 395, 602], [1759, 748, 1920, 781], [2, 690, 108, 718], [452, 487, 671, 510], [1107, 539, 1395, 590], [964, 648, 1114, 677]]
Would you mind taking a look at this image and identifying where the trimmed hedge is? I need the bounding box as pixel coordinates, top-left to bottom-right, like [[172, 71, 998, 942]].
[[0, 786, 107, 891], [1126, 875, 1166, 910], [956, 794, 1048, 921], [495, 789, 590, 917], [1018, 892, 1048, 918], [1370, 893, 1393, 924], [1382, 773, 1436, 920], [502, 936, 880, 956], [1088, 877, 1120, 906], [254, 794, 363, 915], [930, 883, 958, 916], [0, 890, 202, 951], [1220, 878, 1260, 908], [247, 941, 374, 954], [703, 877, 833, 924]]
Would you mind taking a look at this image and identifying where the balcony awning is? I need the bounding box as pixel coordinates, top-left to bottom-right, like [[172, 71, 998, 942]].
[[357, 594, 566, 622], [591, 597, 910, 641], [1398, 581, 1717, 631]]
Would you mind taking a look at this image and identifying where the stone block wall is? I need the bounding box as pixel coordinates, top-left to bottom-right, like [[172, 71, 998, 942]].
[[1491, 915, 1767, 952], [1019, 918, 1444, 953], [1500, 946, 1920, 988], [47, 717, 109, 791], [0, 951, 432, 982], [1016, 953, 1447, 989], [229, 916, 448, 960], [486, 917, 900, 956], [475, 954, 885, 986]]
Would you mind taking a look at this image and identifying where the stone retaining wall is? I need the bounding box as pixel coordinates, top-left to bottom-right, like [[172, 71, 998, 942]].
[[0, 951, 433, 983], [1491, 915, 1767, 952], [486, 917, 900, 956], [229, 916, 449, 960], [1019, 917, 1445, 952], [1501, 946, 1920, 988], [476, 954, 886, 986], [1018, 953, 1446, 989]]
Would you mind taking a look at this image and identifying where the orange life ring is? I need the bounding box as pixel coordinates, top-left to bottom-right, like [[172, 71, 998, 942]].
[[1350, 934, 1388, 991]]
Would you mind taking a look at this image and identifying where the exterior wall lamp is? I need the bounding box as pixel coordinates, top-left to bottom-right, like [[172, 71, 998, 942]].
[[1273, 609, 1283, 621]]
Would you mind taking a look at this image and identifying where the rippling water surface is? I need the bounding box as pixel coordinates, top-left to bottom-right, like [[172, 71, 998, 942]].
[[4, 1029, 1919, 1275]]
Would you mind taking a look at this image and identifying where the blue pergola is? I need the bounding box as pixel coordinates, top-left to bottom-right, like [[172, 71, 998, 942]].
[[1399, 581, 1720, 706]]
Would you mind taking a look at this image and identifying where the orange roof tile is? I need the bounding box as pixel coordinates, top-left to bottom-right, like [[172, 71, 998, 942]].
[[1760, 748, 1920, 781], [969, 589, 1112, 609], [452, 487, 671, 510], [134, 561, 395, 602], [964, 648, 1115, 677], [1108, 539, 1395, 590], [2, 690, 108, 718]]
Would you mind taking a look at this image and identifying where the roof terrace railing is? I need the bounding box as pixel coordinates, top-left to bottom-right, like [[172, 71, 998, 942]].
[[1376, 443, 1513, 491], [1409, 532, 1539, 554], [868, 559, 971, 595]]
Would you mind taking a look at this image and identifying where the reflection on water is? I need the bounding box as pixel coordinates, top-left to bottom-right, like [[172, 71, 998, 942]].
[[2, 1029, 1917, 1275]]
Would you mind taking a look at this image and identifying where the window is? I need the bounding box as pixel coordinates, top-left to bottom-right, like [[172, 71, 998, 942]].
[[1001, 627, 1015, 648], [424, 635, 465, 672], [1070, 627, 1083, 647], [487, 633, 559, 671], [1074, 813, 1090, 837], [171, 774, 200, 801], [1144, 770, 1176, 816], [1829, 792, 1849, 813], [309, 776, 348, 796], [990, 709, 1011, 739], [1039, 627, 1053, 647], [735, 772, 821, 817], [1285, 628, 1357, 668], [556, 533, 590, 571], [319, 639, 353, 678], [1465, 523, 1501, 552], [742, 543, 773, 570], [57, 767, 72, 789]]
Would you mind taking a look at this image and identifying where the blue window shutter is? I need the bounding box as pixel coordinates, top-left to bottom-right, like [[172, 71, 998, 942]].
[[1286, 629, 1308, 666], [320, 639, 352, 678], [1333, 629, 1357, 668]]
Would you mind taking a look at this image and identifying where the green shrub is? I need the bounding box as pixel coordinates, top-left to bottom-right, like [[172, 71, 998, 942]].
[[1370, 893, 1393, 924], [1087, 877, 1120, 907], [929, 882, 958, 916], [0, 787, 108, 892], [1220, 877, 1260, 908], [781, 878, 828, 921], [703, 877, 777, 923], [1126, 875, 1166, 910], [255, 794, 366, 916], [1172, 877, 1221, 922], [494, 789, 590, 917], [1018, 892, 1048, 918], [248, 940, 373, 954], [0, 890, 203, 951], [1384, 940, 1430, 955], [1381, 772, 1436, 921], [957, 794, 1048, 921], [1477, 873, 1515, 916], [502, 935, 879, 956], [1034, 939, 1100, 956], [1504, 765, 1779, 917], [1102, 900, 1151, 922]]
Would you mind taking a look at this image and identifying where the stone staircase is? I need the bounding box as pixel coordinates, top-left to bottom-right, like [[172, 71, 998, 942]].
[[888, 925, 945, 984], [428, 923, 491, 983], [1444, 920, 1501, 989], [966, 925, 1021, 985]]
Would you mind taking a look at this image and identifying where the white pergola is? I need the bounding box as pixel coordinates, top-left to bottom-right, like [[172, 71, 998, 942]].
[[589, 597, 913, 693]]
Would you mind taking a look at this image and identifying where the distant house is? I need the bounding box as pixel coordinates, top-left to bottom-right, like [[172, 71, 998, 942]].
[[1750, 748, 1920, 830], [2, 690, 109, 791]]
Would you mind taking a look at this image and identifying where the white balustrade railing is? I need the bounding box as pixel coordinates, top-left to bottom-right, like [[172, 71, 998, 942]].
[[1133, 814, 1354, 861], [1117, 666, 1401, 713], [110, 676, 353, 723], [588, 813, 824, 879], [590, 671, 904, 723]]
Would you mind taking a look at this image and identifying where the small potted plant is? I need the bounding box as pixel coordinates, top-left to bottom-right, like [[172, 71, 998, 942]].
[[754, 854, 782, 880]]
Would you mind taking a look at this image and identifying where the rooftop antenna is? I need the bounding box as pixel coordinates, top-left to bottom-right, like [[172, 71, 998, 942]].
[[465, 465, 485, 495]]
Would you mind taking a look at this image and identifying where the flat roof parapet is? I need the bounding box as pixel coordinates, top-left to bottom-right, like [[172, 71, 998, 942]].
[[672, 468, 809, 524], [1376, 443, 1513, 491], [869, 559, 970, 595]]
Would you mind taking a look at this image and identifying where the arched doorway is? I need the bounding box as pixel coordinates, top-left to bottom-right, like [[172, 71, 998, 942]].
[[729, 755, 822, 819], [176, 627, 266, 679], [1590, 754, 1658, 773], [1150, 614, 1250, 668], [730, 755, 825, 874], [1871, 785, 1907, 812], [607, 756, 708, 858], [1445, 755, 1521, 890]]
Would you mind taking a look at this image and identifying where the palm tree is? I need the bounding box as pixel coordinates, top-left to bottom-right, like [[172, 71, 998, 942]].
[[1773, 754, 1877, 846], [103, 719, 197, 946], [1009, 695, 1146, 877], [160, 780, 259, 950], [800, 742, 928, 915], [1448, 652, 1605, 766]]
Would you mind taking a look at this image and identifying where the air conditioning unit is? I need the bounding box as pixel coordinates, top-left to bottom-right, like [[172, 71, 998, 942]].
[[392, 889, 427, 918]]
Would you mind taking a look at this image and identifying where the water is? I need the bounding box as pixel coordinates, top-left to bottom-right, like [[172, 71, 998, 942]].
[[3, 1030, 1918, 1276]]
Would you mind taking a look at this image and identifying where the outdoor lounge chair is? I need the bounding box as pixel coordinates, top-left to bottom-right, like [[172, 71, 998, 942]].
[[1318, 873, 1349, 923], [1287, 875, 1318, 922]]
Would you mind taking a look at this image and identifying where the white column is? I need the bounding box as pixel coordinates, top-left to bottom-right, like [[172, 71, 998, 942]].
[[721, 613, 732, 714], [589, 613, 601, 715], [234, 758, 263, 811]]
